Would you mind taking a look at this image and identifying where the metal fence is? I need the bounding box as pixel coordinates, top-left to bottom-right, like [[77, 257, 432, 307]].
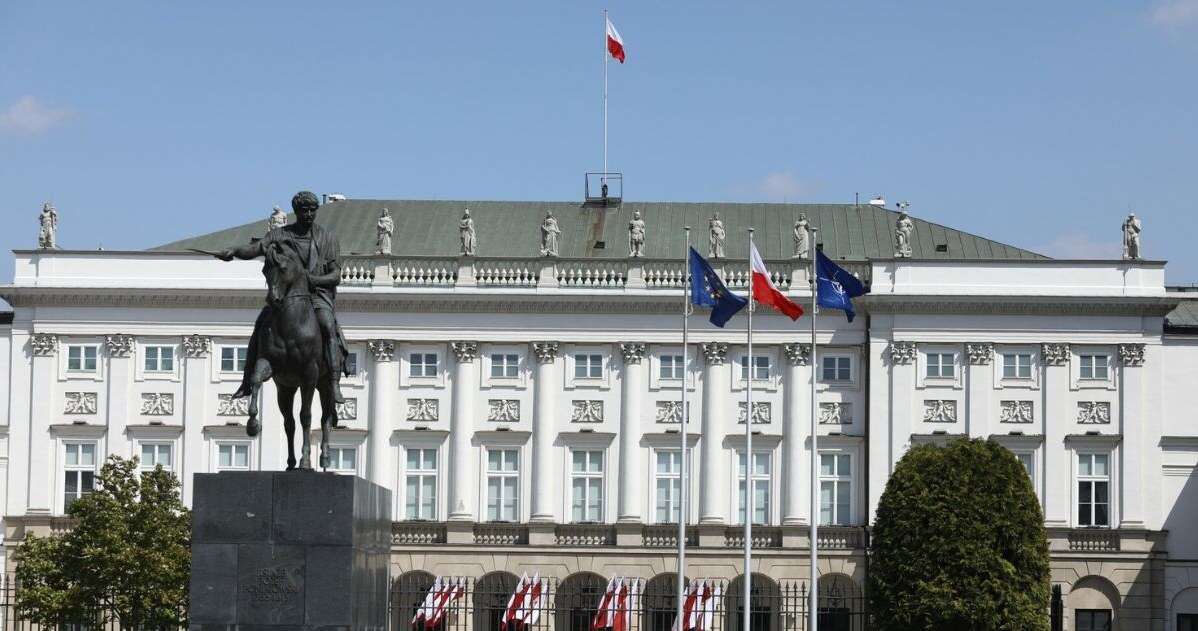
[[0, 575, 184, 631]]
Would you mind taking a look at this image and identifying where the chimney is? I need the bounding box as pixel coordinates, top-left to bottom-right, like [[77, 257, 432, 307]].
[[868, 196, 886, 207]]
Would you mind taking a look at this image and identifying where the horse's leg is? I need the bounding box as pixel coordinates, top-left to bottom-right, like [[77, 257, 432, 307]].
[[298, 385, 315, 470], [317, 382, 335, 470], [277, 385, 298, 470], [245, 358, 272, 437]]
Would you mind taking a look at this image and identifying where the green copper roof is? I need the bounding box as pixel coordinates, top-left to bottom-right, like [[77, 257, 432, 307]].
[[152, 199, 1046, 261], [1166, 291, 1198, 331]]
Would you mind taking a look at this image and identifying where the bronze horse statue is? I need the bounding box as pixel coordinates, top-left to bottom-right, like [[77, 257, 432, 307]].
[[244, 238, 339, 470]]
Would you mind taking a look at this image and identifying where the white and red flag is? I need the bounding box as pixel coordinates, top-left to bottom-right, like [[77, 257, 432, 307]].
[[502, 573, 547, 630], [606, 16, 626, 63], [750, 242, 804, 320], [501, 574, 532, 630], [412, 577, 465, 628], [592, 577, 641, 631], [673, 580, 722, 631]]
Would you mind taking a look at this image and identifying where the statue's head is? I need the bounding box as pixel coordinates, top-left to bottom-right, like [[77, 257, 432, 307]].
[[463, 208, 471, 218], [42, 202, 54, 213], [798, 213, 807, 222], [291, 191, 320, 227], [272, 205, 284, 215], [381, 208, 390, 217], [634, 211, 641, 219], [713, 213, 720, 221]]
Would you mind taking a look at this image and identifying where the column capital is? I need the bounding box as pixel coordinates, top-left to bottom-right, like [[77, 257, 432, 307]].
[[1041, 343, 1070, 366], [620, 342, 647, 364], [701, 342, 728, 365], [182, 334, 211, 358], [451, 341, 479, 362], [1118, 343, 1146, 367], [367, 340, 396, 362], [888, 341, 916, 365], [782, 343, 811, 366], [105, 334, 135, 358], [966, 342, 994, 365], [30, 333, 58, 356], [532, 342, 560, 364]]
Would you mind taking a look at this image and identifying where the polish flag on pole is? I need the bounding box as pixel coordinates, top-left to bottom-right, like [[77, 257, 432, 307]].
[[750, 242, 804, 320], [606, 16, 626, 63], [501, 574, 531, 631]]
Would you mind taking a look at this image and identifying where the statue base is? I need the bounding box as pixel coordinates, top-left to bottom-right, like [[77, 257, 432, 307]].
[[189, 471, 390, 631]]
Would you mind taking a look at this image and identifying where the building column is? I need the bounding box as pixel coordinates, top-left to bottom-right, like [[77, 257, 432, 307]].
[[367, 340, 396, 493], [699, 342, 729, 525], [27, 334, 58, 514], [618, 343, 647, 523], [180, 335, 210, 505], [1118, 343, 1146, 527], [965, 343, 994, 439], [104, 335, 136, 459], [1042, 344, 1070, 527], [782, 343, 811, 525], [530, 342, 560, 523], [448, 341, 479, 521]]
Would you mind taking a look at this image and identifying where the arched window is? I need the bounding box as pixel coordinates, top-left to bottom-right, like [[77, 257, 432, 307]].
[[474, 571, 521, 631], [816, 574, 864, 631], [556, 572, 609, 631], [642, 573, 689, 631], [725, 574, 781, 631], [392, 570, 437, 631], [1068, 575, 1120, 631]]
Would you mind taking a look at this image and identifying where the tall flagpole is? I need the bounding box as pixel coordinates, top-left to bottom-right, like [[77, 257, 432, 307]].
[[809, 227, 820, 631], [744, 228, 754, 631], [602, 8, 609, 184], [677, 227, 690, 630]]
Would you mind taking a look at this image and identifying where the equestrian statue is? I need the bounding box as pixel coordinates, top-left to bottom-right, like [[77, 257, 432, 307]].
[[211, 190, 350, 470]]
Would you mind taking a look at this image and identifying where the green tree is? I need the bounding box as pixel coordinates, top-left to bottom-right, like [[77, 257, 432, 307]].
[[14, 455, 191, 627], [868, 438, 1050, 631]]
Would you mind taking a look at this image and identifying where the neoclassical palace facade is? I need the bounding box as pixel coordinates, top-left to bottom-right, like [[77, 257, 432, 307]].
[[2, 199, 1197, 630]]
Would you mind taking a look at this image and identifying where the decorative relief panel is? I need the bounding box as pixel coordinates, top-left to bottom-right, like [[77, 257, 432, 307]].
[[532, 342, 560, 364], [999, 400, 1034, 424], [571, 400, 604, 423], [655, 401, 686, 424], [966, 343, 994, 365], [1077, 402, 1111, 424], [450, 342, 478, 362], [407, 398, 439, 421], [782, 343, 811, 366], [217, 394, 249, 417], [336, 398, 357, 420], [31, 333, 58, 356], [737, 401, 771, 424], [889, 342, 916, 365], [105, 334, 135, 358], [487, 399, 520, 422], [1118, 344, 1145, 367], [182, 334, 211, 358], [819, 402, 851, 425], [1041, 343, 1069, 366], [701, 342, 728, 365], [64, 392, 97, 415], [619, 343, 647, 364], [922, 400, 957, 423], [140, 393, 174, 416], [368, 340, 396, 362]]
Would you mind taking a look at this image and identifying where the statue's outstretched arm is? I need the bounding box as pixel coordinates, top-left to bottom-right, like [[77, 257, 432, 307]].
[[217, 241, 264, 261]]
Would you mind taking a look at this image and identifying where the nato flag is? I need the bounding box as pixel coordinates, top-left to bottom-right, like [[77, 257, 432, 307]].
[[689, 247, 748, 327], [816, 249, 869, 322]]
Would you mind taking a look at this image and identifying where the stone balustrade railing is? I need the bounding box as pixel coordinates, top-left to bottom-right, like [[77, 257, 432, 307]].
[[641, 524, 700, 548], [554, 523, 616, 546], [724, 526, 783, 549], [473, 523, 529, 545], [392, 521, 447, 545], [1066, 529, 1121, 552], [815, 525, 867, 550]]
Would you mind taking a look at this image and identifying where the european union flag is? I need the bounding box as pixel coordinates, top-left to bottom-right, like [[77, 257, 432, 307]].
[[689, 247, 747, 327], [816, 249, 868, 322]]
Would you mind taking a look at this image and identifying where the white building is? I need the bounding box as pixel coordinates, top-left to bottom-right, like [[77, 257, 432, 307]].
[[2, 199, 1197, 630]]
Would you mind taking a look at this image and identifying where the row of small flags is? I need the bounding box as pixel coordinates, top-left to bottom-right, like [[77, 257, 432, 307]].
[[411, 576, 721, 631]]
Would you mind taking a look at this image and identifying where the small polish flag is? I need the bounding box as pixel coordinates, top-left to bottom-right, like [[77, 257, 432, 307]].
[[606, 17, 626, 63], [750, 242, 804, 320]]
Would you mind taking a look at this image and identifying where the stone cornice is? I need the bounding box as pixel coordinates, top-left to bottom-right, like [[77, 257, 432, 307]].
[[861, 294, 1179, 317]]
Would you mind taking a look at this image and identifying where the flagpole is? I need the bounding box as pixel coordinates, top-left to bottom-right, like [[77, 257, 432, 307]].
[[809, 227, 820, 631], [677, 227, 690, 631], [744, 228, 754, 631], [602, 8, 609, 184]]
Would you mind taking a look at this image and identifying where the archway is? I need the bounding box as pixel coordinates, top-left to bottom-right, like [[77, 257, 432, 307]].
[[725, 573, 781, 631], [1171, 586, 1198, 631], [556, 572, 609, 631], [817, 573, 864, 631], [474, 571, 521, 631], [392, 570, 437, 631], [1069, 576, 1120, 631], [642, 573, 690, 631]]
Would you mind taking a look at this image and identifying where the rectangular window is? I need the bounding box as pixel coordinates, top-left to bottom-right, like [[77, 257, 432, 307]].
[[925, 352, 955, 378], [344, 353, 359, 377], [1076, 609, 1112, 631], [144, 345, 175, 373], [821, 356, 851, 382], [490, 353, 520, 378], [660, 355, 685, 380], [327, 447, 357, 474], [1016, 452, 1035, 480], [739, 356, 770, 381], [737, 451, 771, 525], [1079, 354, 1109, 380], [819, 453, 852, 526], [217, 443, 250, 470], [570, 450, 604, 523], [574, 354, 603, 379], [66, 345, 98, 372], [221, 346, 248, 373], [1002, 353, 1033, 379], [63, 442, 97, 511], [1078, 453, 1110, 527], [409, 353, 438, 378], [405, 448, 438, 520], [486, 448, 519, 522], [655, 450, 683, 523], [139, 442, 173, 471]]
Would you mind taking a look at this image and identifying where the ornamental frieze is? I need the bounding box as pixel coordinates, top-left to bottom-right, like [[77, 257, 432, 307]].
[[737, 401, 771, 424], [655, 401, 686, 424], [999, 400, 1034, 424], [140, 393, 174, 416], [217, 394, 249, 417], [31, 333, 58, 356], [571, 400, 604, 423], [1077, 402, 1111, 424], [105, 334, 135, 358], [923, 400, 957, 423], [64, 392, 98, 415], [407, 398, 439, 422], [819, 402, 851, 425], [487, 399, 520, 422]]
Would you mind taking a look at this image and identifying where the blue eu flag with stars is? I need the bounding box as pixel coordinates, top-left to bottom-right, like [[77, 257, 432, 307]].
[[689, 247, 747, 327], [816, 249, 868, 322]]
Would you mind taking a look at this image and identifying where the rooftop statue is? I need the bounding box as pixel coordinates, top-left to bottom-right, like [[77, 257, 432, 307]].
[[793, 214, 811, 259], [460, 208, 476, 256], [38, 203, 58, 249], [541, 211, 561, 257], [895, 211, 914, 258], [267, 205, 287, 233], [1122, 213, 1142, 260], [709, 213, 726, 258], [212, 190, 349, 470], [628, 210, 646, 258], [376, 208, 394, 255]]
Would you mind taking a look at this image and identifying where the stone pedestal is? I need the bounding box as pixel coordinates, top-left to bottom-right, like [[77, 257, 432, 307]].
[[190, 471, 391, 631]]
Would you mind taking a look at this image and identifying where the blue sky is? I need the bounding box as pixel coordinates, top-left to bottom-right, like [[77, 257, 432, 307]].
[[2, 1, 1197, 282]]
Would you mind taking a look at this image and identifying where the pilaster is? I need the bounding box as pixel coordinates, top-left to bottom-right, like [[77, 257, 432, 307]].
[[530, 341, 560, 523], [448, 341, 479, 521], [1043, 343, 1070, 526], [699, 342, 728, 525], [965, 343, 993, 439], [618, 342, 647, 523], [781, 342, 811, 525], [1119, 343, 1146, 527], [181, 334, 210, 505], [367, 340, 397, 495], [104, 334, 135, 459], [27, 333, 57, 514]]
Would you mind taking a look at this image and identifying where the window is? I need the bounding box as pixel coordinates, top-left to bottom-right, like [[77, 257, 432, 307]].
[[485, 449, 519, 521], [221, 346, 248, 373], [570, 450, 604, 522], [66, 345, 98, 372], [405, 448, 437, 520], [821, 356, 851, 382], [344, 352, 359, 377], [655, 450, 684, 523], [217, 443, 250, 470], [409, 353, 438, 378], [139, 443, 173, 471], [1078, 453, 1110, 527], [1016, 452, 1035, 480], [819, 453, 852, 526], [574, 354, 603, 379], [1002, 353, 1033, 379], [659, 354, 685, 380], [1178, 614, 1198, 631], [1079, 354, 1109, 380], [491, 353, 520, 378], [1075, 609, 1111, 631], [63, 442, 96, 511], [925, 352, 955, 378], [739, 356, 770, 381], [737, 452, 771, 525], [144, 345, 175, 373], [327, 447, 357, 474]]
